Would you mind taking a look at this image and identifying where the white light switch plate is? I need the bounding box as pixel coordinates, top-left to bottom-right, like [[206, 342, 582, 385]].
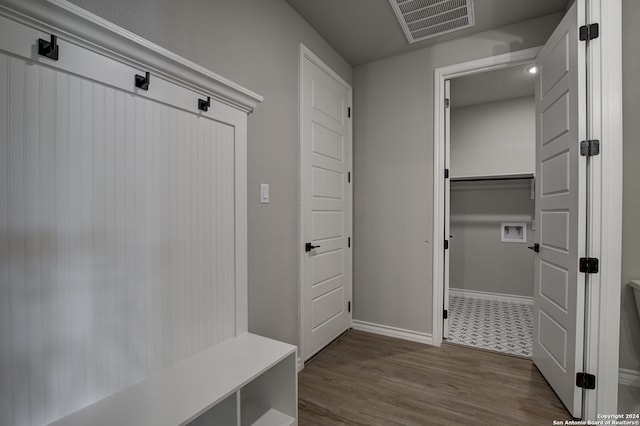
[[260, 184, 270, 204]]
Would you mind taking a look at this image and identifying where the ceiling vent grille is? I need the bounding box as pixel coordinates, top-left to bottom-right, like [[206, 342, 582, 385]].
[[389, 0, 475, 43]]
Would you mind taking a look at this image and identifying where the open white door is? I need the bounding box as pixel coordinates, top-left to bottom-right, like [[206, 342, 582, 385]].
[[443, 79, 451, 339], [300, 46, 352, 362], [533, 1, 586, 418]]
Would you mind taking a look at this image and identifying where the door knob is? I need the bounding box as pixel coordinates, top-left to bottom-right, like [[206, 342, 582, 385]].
[[305, 242, 320, 252], [528, 243, 540, 253]]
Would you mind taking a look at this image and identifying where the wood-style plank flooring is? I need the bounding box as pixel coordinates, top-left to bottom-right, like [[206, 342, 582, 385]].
[[299, 330, 571, 425]]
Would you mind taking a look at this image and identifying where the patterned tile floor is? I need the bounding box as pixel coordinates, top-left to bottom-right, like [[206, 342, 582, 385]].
[[446, 294, 533, 357]]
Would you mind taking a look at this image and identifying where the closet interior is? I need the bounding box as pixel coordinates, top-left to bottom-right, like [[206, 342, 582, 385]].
[[446, 65, 537, 357]]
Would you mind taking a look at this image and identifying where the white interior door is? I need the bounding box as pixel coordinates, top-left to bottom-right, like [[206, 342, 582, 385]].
[[300, 47, 352, 362], [443, 79, 451, 339], [533, 1, 586, 418]]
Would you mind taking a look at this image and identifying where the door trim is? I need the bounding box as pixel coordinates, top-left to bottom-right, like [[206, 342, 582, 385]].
[[582, 0, 622, 417], [298, 43, 353, 368], [432, 46, 542, 348], [443, 79, 450, 339]]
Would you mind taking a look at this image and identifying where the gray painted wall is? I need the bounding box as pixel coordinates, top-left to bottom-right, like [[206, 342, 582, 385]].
[[353, 14, 562, 335], [61, 0, 638, 374], [620, 0, 640, 373], [450, 180, 535, 297], [450, 96, 535, 178], [68, 0, 352, 346]]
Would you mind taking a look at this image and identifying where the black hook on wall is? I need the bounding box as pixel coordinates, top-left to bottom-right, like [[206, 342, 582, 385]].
[[135, 71, 150, 90], [38, 34, 59, 61], [198, 96, 211, 112]]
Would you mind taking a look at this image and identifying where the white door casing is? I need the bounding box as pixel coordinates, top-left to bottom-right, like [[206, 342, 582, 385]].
[[581, 0, 623, 417], [533, 1, 586, 418], [443, 80, 451, 339], [299, 45, 352, 362]]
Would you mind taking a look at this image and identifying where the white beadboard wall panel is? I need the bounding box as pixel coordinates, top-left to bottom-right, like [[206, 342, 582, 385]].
[[25, 60, 44, 426], [0, 54, 10, 426], [41, 66, 56, 424], [0, 50, 238, 425], [8, 54, 30, 425]]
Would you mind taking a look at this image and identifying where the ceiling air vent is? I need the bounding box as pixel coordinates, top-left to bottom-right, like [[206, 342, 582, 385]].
[[389, 0, 476, 44]]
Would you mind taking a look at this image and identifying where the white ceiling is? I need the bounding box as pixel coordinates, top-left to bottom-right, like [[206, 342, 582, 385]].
[[285, 0, 570, 66], [451, 64, 536, 108]]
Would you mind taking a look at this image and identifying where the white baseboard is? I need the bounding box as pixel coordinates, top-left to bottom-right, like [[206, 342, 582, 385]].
[[619, 368, 640, 387], [450, 288, 534, 305], [297, 357, 304, 372], [352, 320, 433, 345]]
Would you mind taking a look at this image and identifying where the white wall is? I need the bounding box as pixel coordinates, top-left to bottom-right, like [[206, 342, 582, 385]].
[[353, 14, 562, 336], [620, 0, 640, 374], [68, 0, 352, 347], [450, 96, 535, 178], [450, 180, 535, 297]]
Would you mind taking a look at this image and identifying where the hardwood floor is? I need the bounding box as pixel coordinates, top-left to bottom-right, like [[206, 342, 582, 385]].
[[298, 330, 571, 425]]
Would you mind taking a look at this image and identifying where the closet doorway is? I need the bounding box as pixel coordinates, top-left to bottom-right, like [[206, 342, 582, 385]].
[[434, 2, 623, 417], [445, 64, 537, 357]]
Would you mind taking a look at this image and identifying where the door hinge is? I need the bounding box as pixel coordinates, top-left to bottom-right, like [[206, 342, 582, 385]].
[[348, 107, 351, 118], [443, 309, 448, 319], [348, 172, 351, 183], [444, 98, 450, 108], [444, 240, 449, 250], [580, 140, 600, 157], [576, 372, 596, 389], [445, 168, 449, 179], [348, 301, 351, 313], [579, 23, 599, 41], [348, 237, 351, 248], [579, 257, 599, 274]]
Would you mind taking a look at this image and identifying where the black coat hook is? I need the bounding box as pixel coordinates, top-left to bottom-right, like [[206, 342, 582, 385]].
[[135, 71, 150, 90], [198, 96, 211, 112], [38, 34, 59, 61]]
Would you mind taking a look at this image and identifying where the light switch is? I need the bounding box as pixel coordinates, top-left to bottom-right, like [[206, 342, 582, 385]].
[[260, 183, 270, 204]]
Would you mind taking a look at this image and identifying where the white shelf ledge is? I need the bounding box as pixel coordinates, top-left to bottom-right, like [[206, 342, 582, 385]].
[[450, 172, 534, 181]]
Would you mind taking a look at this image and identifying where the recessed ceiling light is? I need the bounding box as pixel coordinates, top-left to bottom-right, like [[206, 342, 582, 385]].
[[527, 65, 538, 74]]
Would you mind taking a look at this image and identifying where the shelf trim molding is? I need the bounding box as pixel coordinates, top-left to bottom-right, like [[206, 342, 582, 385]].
[[0, 0, 263, 114]]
